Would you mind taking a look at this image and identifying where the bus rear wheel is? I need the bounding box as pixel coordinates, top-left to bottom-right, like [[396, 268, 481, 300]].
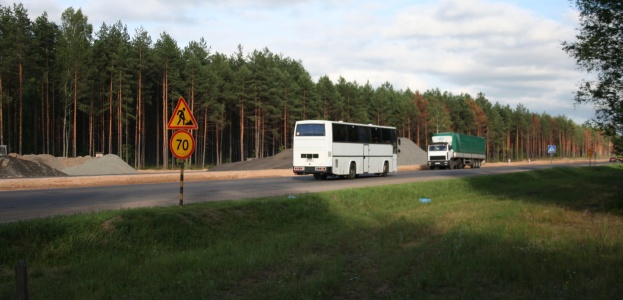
[[347, 163, 356, 179], [380, 162, 389, 177]]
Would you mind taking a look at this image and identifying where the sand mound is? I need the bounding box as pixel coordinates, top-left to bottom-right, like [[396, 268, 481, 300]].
[[61, 154, 137, 176]]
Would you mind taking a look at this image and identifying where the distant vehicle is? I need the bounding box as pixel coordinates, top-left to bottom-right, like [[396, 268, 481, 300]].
[[610, 157, 618, 162], [427, 132, 486, 170], [292, 120, 398, 179]]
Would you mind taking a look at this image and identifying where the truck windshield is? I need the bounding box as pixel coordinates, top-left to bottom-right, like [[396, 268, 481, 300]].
[[429, 145, 447, 151]]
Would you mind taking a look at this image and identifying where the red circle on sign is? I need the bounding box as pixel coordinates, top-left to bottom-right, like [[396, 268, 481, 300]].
[[169, 130, 195, 159]]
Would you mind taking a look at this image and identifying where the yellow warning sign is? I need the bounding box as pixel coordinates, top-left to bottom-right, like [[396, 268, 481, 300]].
[[167, 97, 198, 130]]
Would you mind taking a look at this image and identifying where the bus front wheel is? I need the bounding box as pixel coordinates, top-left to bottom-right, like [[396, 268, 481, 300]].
[[347, 163, 356, 179]]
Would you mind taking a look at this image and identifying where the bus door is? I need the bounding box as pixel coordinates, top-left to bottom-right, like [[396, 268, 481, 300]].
[[363, 144, 370, 173]]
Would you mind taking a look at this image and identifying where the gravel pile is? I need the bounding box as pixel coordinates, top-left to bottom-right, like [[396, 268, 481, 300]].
[[23, 154, 90, 171], [61, 155, 137, 176], [397, 138, 428, 166], [209, 149, 293, 171], [10, 153, 137, 177], [0, 155, 67, 178], [210, 137, 428, 172]]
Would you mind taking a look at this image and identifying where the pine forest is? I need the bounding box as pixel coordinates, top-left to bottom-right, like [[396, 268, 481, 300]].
[[0, 4, 611, 169]]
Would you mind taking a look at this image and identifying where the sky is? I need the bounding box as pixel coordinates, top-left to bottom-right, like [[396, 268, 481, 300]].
[[3, 0, 595, 124]]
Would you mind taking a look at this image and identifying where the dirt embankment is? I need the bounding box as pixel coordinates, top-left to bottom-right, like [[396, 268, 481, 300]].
[[0, 152, 298, 191]]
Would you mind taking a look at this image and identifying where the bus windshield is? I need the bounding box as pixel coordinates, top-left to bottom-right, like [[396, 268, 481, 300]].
[[296, 124, 325, 136], [429, 145, 447, 151]]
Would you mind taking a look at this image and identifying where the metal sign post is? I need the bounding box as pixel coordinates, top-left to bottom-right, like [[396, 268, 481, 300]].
[[588, 148, 594, 166], [170, 131, 195, 208], [548, 145, 556, 167], [167, 96, 197, 208], [179, 160, 185, 207]]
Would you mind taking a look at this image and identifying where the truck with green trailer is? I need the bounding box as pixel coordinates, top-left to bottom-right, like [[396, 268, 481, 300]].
[[427, 132, 486, 169]]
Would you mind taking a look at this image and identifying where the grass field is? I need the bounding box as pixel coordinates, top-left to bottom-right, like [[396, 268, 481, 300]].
[[1, 165, 622, 299]]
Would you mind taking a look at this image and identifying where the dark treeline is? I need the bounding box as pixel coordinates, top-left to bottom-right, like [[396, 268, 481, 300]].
[[0, 4, 610, 169]]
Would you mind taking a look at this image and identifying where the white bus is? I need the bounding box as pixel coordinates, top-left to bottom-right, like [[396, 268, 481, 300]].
[[292, 120, 398, 179]]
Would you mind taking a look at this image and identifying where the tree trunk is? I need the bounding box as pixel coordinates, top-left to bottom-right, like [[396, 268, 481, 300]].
[[46, 76, 50, 154], [506, 130, 511, 161], [73, 68, 77, 157], [283, 87, 288, 149], [135, 71, 141, 168], [89, 97, 93, 156], [162, 71, 168, 169], [62, 93, 68, 157], [0, 69, 2, 146], [216, 124, 221, 165], [240, 98, 244, 162], [202, 105, 208, 168], [118, 72, 123, 160], [416, 119, 420, 146], [407, 117, 411, 140], [260, 110, 265, 158], [19, 62, 23, 154], [100, 94, 105, 154], [254, 87, 260, 159], [41, 81, 45, 154], [108, 77, 113, 154]]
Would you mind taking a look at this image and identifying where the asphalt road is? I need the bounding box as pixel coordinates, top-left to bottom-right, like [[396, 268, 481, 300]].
[[0, 162, 600, 223]]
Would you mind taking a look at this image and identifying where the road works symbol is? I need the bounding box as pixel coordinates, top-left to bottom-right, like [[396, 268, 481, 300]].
[[167, 97, 198, 130], [170, 130, 195, 159]]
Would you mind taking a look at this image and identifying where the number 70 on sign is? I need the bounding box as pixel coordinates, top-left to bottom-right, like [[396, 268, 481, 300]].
[[170, 130, 195, 159]]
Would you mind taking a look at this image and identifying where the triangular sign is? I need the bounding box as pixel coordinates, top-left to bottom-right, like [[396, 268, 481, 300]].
[[167, 97, 198, 130]]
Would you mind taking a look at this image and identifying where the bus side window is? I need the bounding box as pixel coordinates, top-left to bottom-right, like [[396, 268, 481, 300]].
[[389, 129, 398, 153], [333, 124, 346, 142], [372, 128, 382, 143], [358, 126, 371, 143], [347, 125, 358, 142]]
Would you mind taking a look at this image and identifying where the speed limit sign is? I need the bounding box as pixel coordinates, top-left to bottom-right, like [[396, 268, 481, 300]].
[[170, 130, 195, 159]]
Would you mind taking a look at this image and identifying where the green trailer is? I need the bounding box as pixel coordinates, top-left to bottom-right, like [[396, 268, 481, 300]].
[[427, 132, 486, 169]]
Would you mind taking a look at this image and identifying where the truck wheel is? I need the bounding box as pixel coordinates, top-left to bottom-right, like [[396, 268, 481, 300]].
[[347, 163, 356, 179], [381, 162, 389, 177]]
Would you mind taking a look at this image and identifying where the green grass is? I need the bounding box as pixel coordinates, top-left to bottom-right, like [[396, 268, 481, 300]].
[[1, 165, 622, 299]]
